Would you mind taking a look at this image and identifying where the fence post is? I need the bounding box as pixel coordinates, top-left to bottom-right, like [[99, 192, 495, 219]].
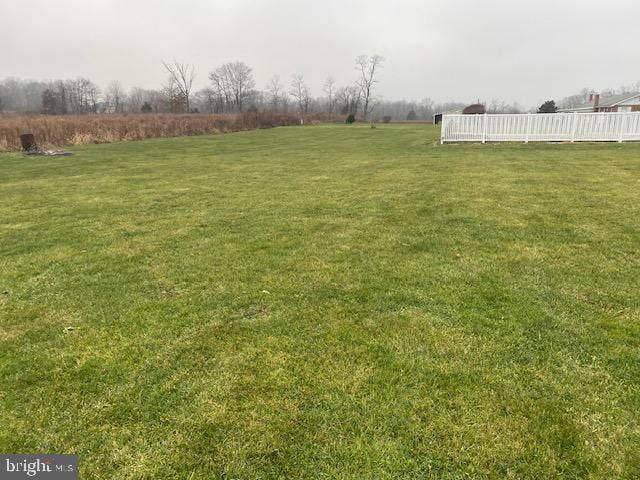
[[482, 113, 487, 144], [571, 112, 578, 142], [525, 113, 531, 143]]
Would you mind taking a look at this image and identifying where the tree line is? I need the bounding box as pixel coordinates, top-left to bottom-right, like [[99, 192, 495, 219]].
[[0, 54, 521, 121], [7, 56, 631, 120], [0, 55, 391, 119]]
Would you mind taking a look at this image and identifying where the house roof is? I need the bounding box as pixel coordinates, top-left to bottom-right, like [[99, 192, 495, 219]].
[[567, 92, 640, 111], [434, 110, 462, 116]]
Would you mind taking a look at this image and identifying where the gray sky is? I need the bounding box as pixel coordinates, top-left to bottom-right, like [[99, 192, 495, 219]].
[[2, 0, 639, 108]]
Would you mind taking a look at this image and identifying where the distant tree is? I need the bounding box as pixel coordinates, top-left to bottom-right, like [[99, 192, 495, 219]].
[[336, 84, 362, 116], [170, 92, 187, 113], [481, 99, 522, 114], [280, 92, 291, 112], [162, 60, 195, 113], [105, 80, 126, 113], [323, 77, 336, 114], [419, 98, 435, 119], [41, 89, 57, 114], [266, 75, 284, 111], [208, 62, 255, 112], [128, 87, 144, 112], [141, 101, 153, 113], [41, 83, 67, 115], [0, 78, 49, 112], [194, 87, 217, 113], [559, 88, 591, 110], [55, 82, 67, 114], [289, 74, 310, 113], [161, 77, 179, 112], [229, 62, 254, 112], [406, 109, 417, 121], [65, 78, 100, 114], [146, 90, 164, 113], [538, 100, 558, 113], [356, 54, 384, 120]]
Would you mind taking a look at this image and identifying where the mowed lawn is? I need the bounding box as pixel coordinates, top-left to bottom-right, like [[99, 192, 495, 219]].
[[1, 124, 639, 479]]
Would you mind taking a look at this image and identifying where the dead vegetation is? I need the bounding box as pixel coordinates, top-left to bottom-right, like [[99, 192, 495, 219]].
[[0, 112, 337, 151]]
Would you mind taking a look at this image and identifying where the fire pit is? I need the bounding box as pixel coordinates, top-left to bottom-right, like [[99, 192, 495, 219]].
[[19, 133, 73, 156]]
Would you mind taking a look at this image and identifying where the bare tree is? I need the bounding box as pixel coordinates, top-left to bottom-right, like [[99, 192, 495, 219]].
[[266, 75, 284, 111], [336, 84, 362, 116], [419, 97, 435, 119], [162, 60, 195, 113], [208, 68, 232, 112], [323, 77, 336, 114], [356, 54, 384, 120], [281, 92, 291, 112], [229, 62, 255, 112], [105, 80, 126, 113], [128, 87, 145, 112], [42, 81, 67, 115], [127, 87, 163, 113], [65, 77, 100, 114], [194, 87, 217, 113], [161, 77, 186, 113], [485, 99, 522, 114], [208, 62, 255, 112], [146, 89, 164, 113], [290, 74, 310, 113]]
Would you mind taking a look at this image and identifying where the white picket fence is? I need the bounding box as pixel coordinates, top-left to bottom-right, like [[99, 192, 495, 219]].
[[440, 112, 640, 144]]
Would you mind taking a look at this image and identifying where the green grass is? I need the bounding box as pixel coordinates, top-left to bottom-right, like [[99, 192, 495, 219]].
[[1, 125, 639, 479]]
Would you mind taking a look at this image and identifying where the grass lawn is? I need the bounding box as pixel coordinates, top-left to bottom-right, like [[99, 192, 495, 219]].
[[0, 124, 639, 479]]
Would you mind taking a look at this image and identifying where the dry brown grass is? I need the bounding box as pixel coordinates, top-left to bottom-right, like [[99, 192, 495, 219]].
[[0, 112, 339, 151]]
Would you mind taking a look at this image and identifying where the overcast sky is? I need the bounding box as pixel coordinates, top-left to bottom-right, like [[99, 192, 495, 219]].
[[2, 0, 639, 108]]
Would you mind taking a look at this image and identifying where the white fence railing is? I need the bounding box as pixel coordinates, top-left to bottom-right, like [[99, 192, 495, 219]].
[[440, 112, 640, 143]]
